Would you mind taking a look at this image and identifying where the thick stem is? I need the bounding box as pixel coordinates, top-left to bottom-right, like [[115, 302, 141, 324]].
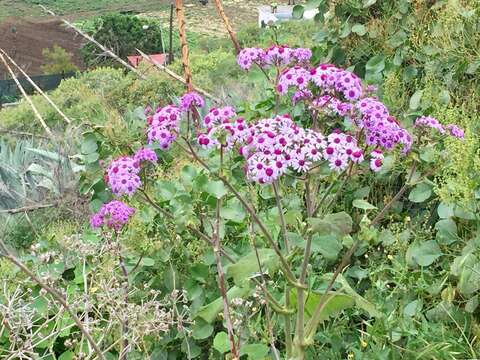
[[272, 181, 293, 356], [272, 181, 289, 252], [0, 240, 105, 360], [214, 146, 239, 358], [251, 229, 280, 360]]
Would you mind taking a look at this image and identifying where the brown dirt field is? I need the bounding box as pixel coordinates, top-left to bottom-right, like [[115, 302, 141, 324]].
[[0, 18, 85, 77]]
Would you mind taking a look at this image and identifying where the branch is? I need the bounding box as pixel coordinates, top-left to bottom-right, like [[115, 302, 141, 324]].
[[212, 0, 241, 54], [0, 203, 56, 215]]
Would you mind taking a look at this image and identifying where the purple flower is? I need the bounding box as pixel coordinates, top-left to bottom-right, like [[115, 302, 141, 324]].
[[106, 156, 142, 197], [180, 91, 205, 111], [237, 47, 264, 70], [147, 105, 182, 150], [134, 148, 158, 164], [446, 124, 464, 139], [90, 200, 135, 231], [415, 116, 445, 134]]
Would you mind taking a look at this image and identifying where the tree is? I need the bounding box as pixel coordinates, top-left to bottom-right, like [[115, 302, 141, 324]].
[[81, 13, 165, 68], [40, 45, 79, 75]]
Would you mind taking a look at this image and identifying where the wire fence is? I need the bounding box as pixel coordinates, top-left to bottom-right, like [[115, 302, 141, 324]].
[[0, 72, 75, 104]]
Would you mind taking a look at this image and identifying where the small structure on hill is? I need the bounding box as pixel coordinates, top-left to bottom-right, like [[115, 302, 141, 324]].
[[258, 5, 318, 27], [127, 54, 167, 68]]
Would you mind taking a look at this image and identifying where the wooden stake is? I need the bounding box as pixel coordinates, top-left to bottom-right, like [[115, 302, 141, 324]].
[[0, 53, 55, 140], [213, 0, 241, 54], [0, 48, 71, 124], [174, 0, 193, 92]]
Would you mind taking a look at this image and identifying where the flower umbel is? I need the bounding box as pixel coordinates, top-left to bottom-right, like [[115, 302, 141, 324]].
[[90, 200, 135, 231]]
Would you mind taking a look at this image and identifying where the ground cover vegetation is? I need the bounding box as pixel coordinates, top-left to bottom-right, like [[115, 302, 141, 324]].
[[0, 0, 479, 359]]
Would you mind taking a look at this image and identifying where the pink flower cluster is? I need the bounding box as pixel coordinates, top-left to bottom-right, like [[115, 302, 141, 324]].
[[414, 116, 464, 139], [237, 46, 312, 70], [355, 97, 413, 153], [310, 64, 363, 101], [147, 105, 183, 150], [239, 115, 327, 183], [106, 148, 157, 197], [90, 200, 135, 231], [203, 106, 236, 127], [278, 64, 363, 102], [180, 91, 205, 111], [197, 111, 387, 182], [323, 131, 365, 172]]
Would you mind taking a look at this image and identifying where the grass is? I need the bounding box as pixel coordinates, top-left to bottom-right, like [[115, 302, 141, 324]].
[[0, 0, 172, 22]]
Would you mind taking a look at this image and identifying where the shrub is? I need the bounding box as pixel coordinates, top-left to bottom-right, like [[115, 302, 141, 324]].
[[40, 45, 79, 75]]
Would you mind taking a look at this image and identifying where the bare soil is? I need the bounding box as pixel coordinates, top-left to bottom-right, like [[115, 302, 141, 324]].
[[0, 18, 85, 76]]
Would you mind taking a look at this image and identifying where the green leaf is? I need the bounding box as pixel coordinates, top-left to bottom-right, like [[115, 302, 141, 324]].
[[403, 299, 422, 317], [388, 30, 407, 48], [408, 183, 432, 203], [292, 5, 305, 19], [335, 274, 384, 318], [309, 212, 353, 236], [213, 332, 230, 354], [81, 134, 98, 154], [196, 286, 251, 323], [141, 257, 155, 267], [365, 55, 385, 73], [353, 199, 377, 210], [352, 23, 367, 36], [155, 180, 177, 201], [289, 291, 355, 321], [59, 351, 74, 360], [451, 253, 480, 296], [435, 219, 458, 245], [205, 180, 228, 199], [437, 202, 454, 218], [221, 199, 246, 222], [409, 90, 423, 110], [227, 249, 278, 286], [406, 240, 442, 267], [305, 0, 322, 10], [311, 234, 342, 261], [465, 295, 478, 313], [240, 344, 270, 359], [192, 319, 214, 340]]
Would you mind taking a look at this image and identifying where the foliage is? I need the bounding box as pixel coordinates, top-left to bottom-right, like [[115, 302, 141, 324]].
[[40, 45, 79, 75], [1, 3, 480, 359], [81, 13, 166, 68]]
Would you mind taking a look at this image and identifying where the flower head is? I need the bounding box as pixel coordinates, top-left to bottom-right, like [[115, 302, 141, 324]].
[[446, 124, 464, 139], [106, 156, 142, 197], [180, 91, 205, 111], [90, 200, 135, 231], [134, 148, 158, 164]]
